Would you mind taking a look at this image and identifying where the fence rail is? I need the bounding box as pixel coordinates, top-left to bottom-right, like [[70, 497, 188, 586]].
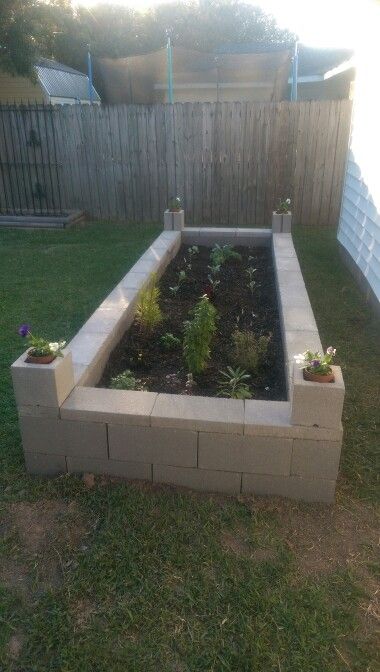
[[0, 100, 352, 227]]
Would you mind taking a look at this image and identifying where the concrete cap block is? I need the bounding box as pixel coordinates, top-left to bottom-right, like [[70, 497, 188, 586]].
[[11, 349, 74, 409], [275, 256, 302, 273], [129, 258, 160, 276], [61, 386, 158, 426], [18, 405, 60, 418], [19, 415, 107, 459], [282, 304, 319, 332], [241, 473, 336, 503], [150, 393, 244, 434], [108, 425, 197, 467], [235, 228, 271, 247], [244, 400, 342, 440], [272, 233, 296, 257], [292, 438, 342, 480], [66, 331, 110, 367], [182, 228, 202, 243], [121, 271, 149, 291], [291, 364, 345, 429], [198, 432, 292, 476], [153, 464, 242, 495], [67, 456, 152, 481], [24, 452, 67, 476], [98, 286, 138, 314]]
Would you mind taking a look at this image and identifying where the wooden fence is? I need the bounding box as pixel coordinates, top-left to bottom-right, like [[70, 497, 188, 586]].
[[0, 100, 352, 227]]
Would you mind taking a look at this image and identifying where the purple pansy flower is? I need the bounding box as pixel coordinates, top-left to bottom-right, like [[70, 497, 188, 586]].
[[311, 359, 320, 368], [18, 324, 30, 338]]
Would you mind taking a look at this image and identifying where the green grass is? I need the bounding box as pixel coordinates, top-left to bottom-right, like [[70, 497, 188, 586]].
[[0, 222, 379, 671]]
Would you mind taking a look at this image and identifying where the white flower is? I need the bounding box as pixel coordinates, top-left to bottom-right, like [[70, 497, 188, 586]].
[[49, 342, 59, 352], [294, 353, 305, 364], [58, 340, 66, 349], [286, 198, 291, 205]]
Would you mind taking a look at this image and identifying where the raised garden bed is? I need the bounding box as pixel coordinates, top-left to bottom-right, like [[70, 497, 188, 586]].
[[11, 227, 345, 503], [100, 245, 286, 401]]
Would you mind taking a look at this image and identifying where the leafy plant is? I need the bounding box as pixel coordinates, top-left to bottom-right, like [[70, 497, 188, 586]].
[[183, 295, 218, 374], [245, 266, 257, 281], [188, 245, 199, 258], [18, 323, 66, 358], [275, 197, 291, 214], [160, 332, 181, 350], [294, 346, 336, 376], [231, 330, 270, 373], [207, 275, 220, 293], [110, 369, 146, 391], [169, 285, 180, 296], [217, 366, 252, 399], [168, 196, 182, 211], [210, 244, 241, 267], [178, 269, 187, 284], [135, 274, 163, 334]]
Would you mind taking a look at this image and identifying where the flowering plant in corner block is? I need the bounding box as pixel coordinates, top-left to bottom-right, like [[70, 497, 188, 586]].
[[275, 197, 291, 214], [18, 324, 66, 364], [294, 347, 336, 383]]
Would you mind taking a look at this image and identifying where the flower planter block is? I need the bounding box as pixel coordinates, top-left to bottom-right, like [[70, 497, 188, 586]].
[[291, 364, 345, 429], [11, 350, 74, 409], [164, 209, 185, 231], [272, 212, 292, 233]]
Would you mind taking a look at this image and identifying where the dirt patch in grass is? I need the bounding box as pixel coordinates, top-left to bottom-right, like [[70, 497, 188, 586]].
[[221, 529, 277, 563], [0, 499, 89, 592], [7, 631, 24, 661]]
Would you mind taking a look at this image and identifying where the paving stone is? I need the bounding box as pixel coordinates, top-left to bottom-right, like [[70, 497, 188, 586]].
[[67, 456, 152, 480], [150, 393, 244, 434], [153, 464, 242, 494], [242, 473, 336, 503], [61, 386, 158, 426], [199, 433, 292, 475], [292, 439, 342, 479], [109, 425, 197, 467], [24, 452, 67, 476], [19, 416, 107, 459], [11, 350, 74, 409]]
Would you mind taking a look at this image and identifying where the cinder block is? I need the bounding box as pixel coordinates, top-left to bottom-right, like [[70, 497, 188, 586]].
[[292, 439, 342, 480], [242, 473, 336, 503], [129, 258, 160, 276], [272, 233, 296, 257], [282, 213, 292, 233], [61, 387, 158, 426], [283, 331, 322, 365], [18, 405, 59, 418], [67, 456, 152, 480], [282, 304, 319, 332], [109, 425, 197, 467], [11, 350, 74, 409], [150, 393, 244, 434], [164, 210, 184, 231], [235, 229, 271, 248], [164, 210, 173, 230], [291, 364, 345, 429], [198, 227, 238, 247], [121, 271, 149, 291], [275, 256, 301, 273], [19, 416, 107, 459], [182, 228, 201, 244], [198, 433, 292, 475], [272, 212, 282, 233], [153, 464, 242, 495], [24, 452, 67, 476]]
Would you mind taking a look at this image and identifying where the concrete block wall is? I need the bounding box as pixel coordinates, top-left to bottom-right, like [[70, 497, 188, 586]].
[[12, 228, 345, 503]]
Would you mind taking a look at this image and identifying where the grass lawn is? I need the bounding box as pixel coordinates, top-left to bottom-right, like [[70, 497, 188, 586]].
[[0, 222, 379, 671]]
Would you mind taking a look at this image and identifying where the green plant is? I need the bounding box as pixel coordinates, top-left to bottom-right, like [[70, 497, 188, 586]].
[[188, 245, 199, 258], [169, 285, 180, 296], [18, 323, 66, 358], [207, 275, 220, 293], [160, 332, 181, 350], [295, 346, 336, 376], [168, 196, 182, 211], [275, 197, 291, 214], [217, 366, 252, 399], [135, 274, 163, 333], [183, 295, 218, 374], [178, 269, 187, 284], [110, 369, 146, 391], [210, 244, 242, 267], [231, 330, 270, 373], [245, 266, 257, 281]]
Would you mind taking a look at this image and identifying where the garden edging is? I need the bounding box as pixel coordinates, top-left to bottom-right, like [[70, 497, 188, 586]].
[[12, 227, 345, 503]]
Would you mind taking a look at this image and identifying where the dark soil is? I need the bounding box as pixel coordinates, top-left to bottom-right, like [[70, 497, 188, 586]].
[[100, 245, 286, 400]]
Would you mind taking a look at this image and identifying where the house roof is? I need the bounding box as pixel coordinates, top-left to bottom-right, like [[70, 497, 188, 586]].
[[35, 58, 101, 102], [215, 43, 354, 78]]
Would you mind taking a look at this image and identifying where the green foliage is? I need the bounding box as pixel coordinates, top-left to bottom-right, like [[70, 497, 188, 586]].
[[231, 330, 270, 373], [183, 295, 217, 374], [187, 245, 199, 258], [275, 197, 291, 214], [168, 195, 182, 211], [135, 274, 163, 334], [210, 244, 242, 268], [160, 332, 181, 351], [178, 269, 187, 284], [217, 366, 252, 399], [110, 369, 146, 391]]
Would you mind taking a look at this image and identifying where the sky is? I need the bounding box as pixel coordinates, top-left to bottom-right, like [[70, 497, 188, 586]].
[[72, 0, 376, 49]]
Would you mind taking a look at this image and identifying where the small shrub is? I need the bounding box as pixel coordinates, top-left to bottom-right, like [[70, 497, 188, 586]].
[[231, 330, 270, 373], [110, 369, 146, 391], [217, 366, 252, 399], [135, 274, 163, 333], [183, 295, 218, 374], [210, 244, 241, 267], [160, 332, 181, 350]]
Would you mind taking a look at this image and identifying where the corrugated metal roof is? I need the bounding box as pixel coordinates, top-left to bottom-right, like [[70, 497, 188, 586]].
[[35, 59, 101, 102]]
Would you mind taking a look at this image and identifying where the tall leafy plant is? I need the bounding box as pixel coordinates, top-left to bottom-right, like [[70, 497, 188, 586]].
[[183, 295, 217, 374], [135, 274, 163, 334]]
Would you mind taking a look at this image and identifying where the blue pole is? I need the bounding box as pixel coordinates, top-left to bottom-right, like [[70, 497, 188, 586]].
[[87, 46, 94, 104], [291, 41, 298, 101], [167, 37, 174, 104]]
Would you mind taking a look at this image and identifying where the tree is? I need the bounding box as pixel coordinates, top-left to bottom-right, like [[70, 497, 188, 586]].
[[0, 0, 73, 78]]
